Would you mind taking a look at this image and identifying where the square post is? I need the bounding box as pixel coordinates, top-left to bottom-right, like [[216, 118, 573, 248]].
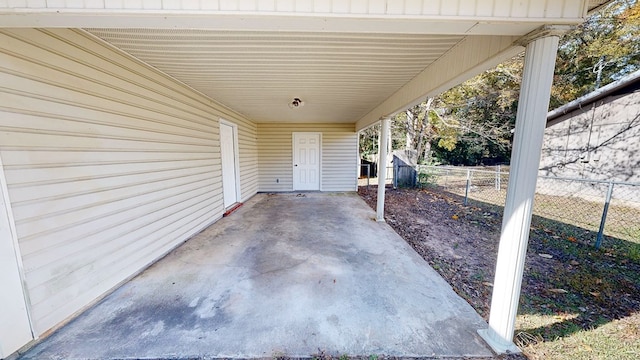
[[479, 29, 563, 353], [376, 117, 391, 222]]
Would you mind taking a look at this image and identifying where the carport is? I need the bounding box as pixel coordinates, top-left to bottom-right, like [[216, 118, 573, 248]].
[[0, 1, 611, 358], [19, 193, 492, 359]]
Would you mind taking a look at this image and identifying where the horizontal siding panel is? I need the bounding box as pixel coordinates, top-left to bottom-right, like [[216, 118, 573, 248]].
[[0, 91, 216, 140], [8, 166, 218, 223], [16, 177, 216, 249], [7, 28, 235, 117], [322, 132, 358, 191], [258, 123, 357, 192], [32, 199, 220, 333], [25, 190, 218, 291], [0, 150, 214, 168], [8, 163, 217, 205], [0, 28, 257, 337], [0, 128, 215, 153], [0, 33, 219, 128], [5, 159, 215, 187]]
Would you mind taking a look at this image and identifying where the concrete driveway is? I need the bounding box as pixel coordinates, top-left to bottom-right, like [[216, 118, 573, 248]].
[[19, 192, 493, 359]]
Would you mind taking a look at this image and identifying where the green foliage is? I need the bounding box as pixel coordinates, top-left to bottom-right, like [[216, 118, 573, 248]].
[[431, 57, 522, 165], [551, 0, 640, 108], [391, 98, 459, 164], [358, 123, 380, 159], [429, 0, 639, 165]]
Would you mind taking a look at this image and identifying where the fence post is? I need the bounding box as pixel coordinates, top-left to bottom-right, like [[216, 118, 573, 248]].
[[366, 164, 370, 187], [444, 169, 449, 189], [496, 165, 501, 191], [595, 181, 614, 249], [464, 169, 471, 206], [393, 161, 398, 190]]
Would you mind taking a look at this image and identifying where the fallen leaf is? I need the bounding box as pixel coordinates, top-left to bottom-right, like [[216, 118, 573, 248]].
[[570, 260, 580, 266], [549, 288, 568, 294], [589, 292, 600, 297], [539, 253, 553, 259], [568, 236, 577, 242], [451, 214, 459, 220]]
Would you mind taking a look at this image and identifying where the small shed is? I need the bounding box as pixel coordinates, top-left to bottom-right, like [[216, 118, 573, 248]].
[[393, 150, 418, 188]]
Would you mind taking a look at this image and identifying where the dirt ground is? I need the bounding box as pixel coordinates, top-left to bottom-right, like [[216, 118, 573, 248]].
[[357, 185, 640, 360], [358, 186, 522, 359], [359, 186, 506, 314]]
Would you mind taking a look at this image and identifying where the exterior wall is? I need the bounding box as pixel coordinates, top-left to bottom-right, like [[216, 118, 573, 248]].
[[235, 118, 259, 201], [0, 28, 257, 337], [258, 123, 357, 192], [540, 90, 640, 184]]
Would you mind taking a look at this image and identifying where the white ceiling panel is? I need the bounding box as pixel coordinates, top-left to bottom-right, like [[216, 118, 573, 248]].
[[87, 29, 465, 123]]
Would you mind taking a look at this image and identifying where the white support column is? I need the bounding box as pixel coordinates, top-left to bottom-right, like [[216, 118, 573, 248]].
[[376, 117, 391, 222], [479, 32, 561, 354]]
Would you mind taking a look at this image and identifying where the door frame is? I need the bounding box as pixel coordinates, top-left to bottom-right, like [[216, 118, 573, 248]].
[[292, 132, 322, 191], [219, 119, 241, 208]]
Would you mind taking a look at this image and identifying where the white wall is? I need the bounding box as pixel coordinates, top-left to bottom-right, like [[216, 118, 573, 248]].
[[0, 28, 257, 338], [237, 118, 259, 201], [258, 123, 358, 192]]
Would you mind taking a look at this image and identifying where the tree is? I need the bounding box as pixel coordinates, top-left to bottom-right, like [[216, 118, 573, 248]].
[[551, 0, 640, 108], [391, 98, 458, 165], [428, 57, 523, 165], [358, 123, 380, 159], [428, 0, 640, 165]]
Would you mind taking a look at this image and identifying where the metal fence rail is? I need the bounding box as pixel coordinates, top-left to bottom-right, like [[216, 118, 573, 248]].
[[369, 164, 640, 247]]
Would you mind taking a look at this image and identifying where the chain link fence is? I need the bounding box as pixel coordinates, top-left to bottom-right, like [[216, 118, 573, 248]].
[[378, 165, 640, 247]]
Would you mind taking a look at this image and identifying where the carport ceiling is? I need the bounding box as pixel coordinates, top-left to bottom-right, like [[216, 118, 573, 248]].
[[87, 29, 464, 124], [82, 1, 610, 125]]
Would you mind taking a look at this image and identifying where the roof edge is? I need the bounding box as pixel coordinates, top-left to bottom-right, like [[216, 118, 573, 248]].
[[547, 69, 640, 121]]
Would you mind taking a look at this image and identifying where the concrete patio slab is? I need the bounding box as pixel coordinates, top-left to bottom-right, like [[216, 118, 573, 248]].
[[18, 192, 494, 359]]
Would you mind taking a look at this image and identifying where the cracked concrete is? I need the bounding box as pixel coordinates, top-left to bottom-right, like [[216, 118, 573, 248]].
[[18, 192, 493, 359]]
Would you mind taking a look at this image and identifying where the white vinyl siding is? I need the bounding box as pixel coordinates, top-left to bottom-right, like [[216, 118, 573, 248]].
[[258, 123, 357, 192], [0, 28, 257, 336], [236, 117, 259, 201], [322, 131, 359, 191]]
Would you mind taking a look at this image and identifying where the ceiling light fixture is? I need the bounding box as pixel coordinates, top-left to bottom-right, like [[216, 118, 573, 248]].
[[288, 97, 305, 109]]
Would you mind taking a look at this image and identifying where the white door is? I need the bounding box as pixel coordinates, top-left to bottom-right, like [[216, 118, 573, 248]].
[[0, 174, 33, 357], [220, 122, 239, 208], [293, 133, 321, 191]]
